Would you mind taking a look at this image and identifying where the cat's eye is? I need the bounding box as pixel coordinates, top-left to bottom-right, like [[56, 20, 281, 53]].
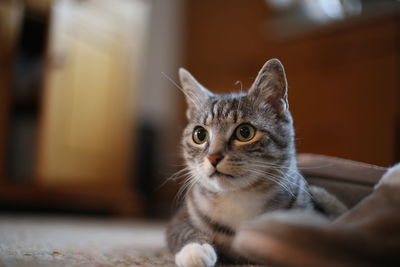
[[192, 126, 208, 144], [235, 124, 255, 142]]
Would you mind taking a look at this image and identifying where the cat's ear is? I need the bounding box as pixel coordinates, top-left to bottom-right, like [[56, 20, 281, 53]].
[[179, 68, 213, 109], [248, 59, 288, 114]]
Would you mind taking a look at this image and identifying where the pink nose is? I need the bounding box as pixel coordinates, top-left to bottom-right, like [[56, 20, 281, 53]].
[[207, 154, 223, 167]]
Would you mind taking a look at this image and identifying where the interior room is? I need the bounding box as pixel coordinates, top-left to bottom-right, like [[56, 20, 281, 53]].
[[0, 0, 399, 266]]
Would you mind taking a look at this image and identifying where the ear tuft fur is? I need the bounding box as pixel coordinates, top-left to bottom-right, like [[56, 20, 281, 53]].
[[248, 58, 288, 114]]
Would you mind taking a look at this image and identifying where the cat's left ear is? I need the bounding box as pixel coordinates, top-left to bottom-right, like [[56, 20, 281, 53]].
[[179, 68, 213, 109], [248, 58, 288, 114]]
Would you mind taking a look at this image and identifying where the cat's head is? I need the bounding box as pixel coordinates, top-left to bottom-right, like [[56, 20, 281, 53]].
[[180, 59, 295, 192]]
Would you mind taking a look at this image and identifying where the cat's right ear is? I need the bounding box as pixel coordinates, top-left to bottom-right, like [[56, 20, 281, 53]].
[[179, 68, 213, 110], [248, 59, 288, 115]]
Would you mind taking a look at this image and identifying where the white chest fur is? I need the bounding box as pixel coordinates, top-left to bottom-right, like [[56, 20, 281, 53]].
[[193, 187, 276, 230]]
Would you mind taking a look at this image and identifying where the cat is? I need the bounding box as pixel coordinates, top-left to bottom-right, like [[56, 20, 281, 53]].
[[166, 59, 347, 267]]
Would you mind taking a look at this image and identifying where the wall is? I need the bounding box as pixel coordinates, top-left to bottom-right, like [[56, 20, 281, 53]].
[[181, 0, 399, 166]]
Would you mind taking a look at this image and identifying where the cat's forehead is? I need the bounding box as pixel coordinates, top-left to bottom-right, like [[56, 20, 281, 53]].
[[195, 94, 247, 125], [200, 96, 244, 125]]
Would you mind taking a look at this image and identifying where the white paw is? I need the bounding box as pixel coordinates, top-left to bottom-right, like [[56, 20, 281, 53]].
[[175, 243, 217, 267]]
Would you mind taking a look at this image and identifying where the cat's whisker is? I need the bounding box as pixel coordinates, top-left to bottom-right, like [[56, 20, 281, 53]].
[[158, 168, 189, 179], [245, 168, 295, 197], [235, 80, 244, 116], [257, 167, 304, 188], [248, 164, 291, 171], [170, 167, 192, 181], [250, 160, 291, 168], [249, 164, 304, 175], [250, 159, 336, 170], [186, 176, 201, 197], [156, 167, 192, 191], [241, 159, 289, 166], [167, 163, 188, 167], [238, 162, 292, 171], [161, 72, 202, 109], [173, 173, 198, 206], [187, 91, 203, 110], [245, 166, 308, 198], [231, 161, 312, 198], [260, 167, 313, 198]]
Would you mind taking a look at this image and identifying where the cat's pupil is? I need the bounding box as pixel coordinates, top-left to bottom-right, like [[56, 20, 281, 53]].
[[240, 127, 250, 138], [196, 128, 207, 141]]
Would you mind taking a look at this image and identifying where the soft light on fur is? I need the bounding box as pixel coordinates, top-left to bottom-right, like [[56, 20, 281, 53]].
[[167, 59, 347, 267]]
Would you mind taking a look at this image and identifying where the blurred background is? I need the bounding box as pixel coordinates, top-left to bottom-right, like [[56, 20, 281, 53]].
[[0, 0, 399, 218]]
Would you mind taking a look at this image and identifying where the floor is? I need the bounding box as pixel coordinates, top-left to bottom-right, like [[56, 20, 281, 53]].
[[0, 215, 174, 266]]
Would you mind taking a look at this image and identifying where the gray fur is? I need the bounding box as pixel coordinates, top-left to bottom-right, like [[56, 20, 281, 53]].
[[167, 59, 347, 265]]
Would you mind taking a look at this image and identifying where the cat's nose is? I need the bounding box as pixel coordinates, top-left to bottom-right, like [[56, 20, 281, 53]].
[[207, 154, 223, 167]]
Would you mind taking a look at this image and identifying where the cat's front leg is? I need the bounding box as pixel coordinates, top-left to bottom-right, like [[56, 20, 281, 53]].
[[167, 207, 217, 267]]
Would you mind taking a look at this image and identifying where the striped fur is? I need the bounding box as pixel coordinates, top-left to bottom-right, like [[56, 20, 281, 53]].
[[167, 59, 347, 266]]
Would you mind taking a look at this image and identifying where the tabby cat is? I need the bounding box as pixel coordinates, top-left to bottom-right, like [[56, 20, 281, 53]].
[[167, 59, 347, 267]]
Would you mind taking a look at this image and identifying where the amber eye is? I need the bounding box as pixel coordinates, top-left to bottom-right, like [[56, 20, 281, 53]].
[[193, 126, 208, 144], [235, 124, 256, 142]]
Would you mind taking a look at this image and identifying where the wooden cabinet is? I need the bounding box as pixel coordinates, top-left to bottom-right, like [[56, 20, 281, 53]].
[[38, 0, 141, 188], [0, 0, 151, 215]]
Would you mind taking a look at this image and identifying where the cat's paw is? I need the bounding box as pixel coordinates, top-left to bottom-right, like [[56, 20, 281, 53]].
[[175, 243, 217, 267]]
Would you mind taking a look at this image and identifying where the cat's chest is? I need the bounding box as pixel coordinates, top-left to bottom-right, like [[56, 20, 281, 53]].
[[198, 190, 271, 229]]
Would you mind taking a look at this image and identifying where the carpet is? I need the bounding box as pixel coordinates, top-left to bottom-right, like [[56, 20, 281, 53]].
[[0, 215, 174, 266], [0, 215, 260, 267]]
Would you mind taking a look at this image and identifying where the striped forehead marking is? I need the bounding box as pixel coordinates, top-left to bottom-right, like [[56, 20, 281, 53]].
[[201, 99, 242, 125]]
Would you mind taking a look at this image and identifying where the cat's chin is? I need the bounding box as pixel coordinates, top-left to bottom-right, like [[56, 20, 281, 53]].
[[193, 169, 244, 192], [210, 170, 235, 179], [200, 175, 243, 193]]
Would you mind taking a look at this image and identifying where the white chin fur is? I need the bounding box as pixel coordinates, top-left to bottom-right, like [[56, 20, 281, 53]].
[[199, 176, 224, 192], [199, 171, 261, 192]]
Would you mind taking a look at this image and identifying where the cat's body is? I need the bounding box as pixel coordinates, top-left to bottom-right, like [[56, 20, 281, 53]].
[[167, 59, 347, 267]]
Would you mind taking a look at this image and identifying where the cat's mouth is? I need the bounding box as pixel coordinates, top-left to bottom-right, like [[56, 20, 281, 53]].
[[210, 170, 234, 179]]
